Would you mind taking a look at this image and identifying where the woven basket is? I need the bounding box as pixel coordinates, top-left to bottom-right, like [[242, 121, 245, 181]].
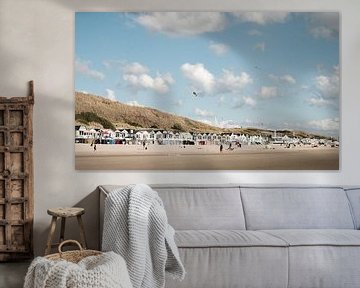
[[45, 240, 102, 263]]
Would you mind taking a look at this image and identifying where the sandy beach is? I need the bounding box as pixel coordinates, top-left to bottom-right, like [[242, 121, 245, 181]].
[[75, 144, 339, 170]]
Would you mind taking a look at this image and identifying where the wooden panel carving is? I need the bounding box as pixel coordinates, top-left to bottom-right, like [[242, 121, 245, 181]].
[[0, 81, 34, 261]]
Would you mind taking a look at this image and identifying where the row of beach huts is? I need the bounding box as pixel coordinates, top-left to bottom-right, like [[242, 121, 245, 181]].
[[75, 125, 339, 147]]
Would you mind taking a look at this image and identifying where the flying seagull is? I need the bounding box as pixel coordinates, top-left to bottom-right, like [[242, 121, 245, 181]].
[[192, 91, 198, 97]]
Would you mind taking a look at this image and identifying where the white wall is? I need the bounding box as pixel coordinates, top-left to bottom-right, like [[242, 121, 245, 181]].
[[0, 0, 359, 256]]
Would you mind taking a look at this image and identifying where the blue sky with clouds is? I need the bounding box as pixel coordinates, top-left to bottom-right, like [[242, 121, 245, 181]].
[[75, 12, 340, 136]]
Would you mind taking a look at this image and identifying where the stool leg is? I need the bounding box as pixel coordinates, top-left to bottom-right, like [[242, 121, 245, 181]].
[[77, 215, 87, 249], [45, 216, 57, 255], [60, 217, 66, 243]]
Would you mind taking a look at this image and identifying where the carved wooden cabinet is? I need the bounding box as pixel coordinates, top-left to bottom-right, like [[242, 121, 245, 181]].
[[0, 82, 34, 261]]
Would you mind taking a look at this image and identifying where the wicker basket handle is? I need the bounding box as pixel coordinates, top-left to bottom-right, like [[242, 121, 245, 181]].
[[58, 240, 83, 255]]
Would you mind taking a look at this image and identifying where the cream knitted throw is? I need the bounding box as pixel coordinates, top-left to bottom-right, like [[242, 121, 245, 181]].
[[102, 184, 185, 288], [24, 251, 133, 288]]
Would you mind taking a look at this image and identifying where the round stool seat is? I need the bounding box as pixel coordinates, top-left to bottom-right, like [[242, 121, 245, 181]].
[[47, 207, 85, 218]]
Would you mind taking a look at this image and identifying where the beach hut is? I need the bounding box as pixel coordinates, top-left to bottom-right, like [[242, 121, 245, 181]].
[[75, 125, 87, 138], [142, 130, 150, 140], [149, 130, 155, 139], [168, 131, 174, 139], [230, 133, 239, 142], [87, 128, 97, 139], [115, 129, 121, 139], [155, 131, 163, 140], [134, 130, 150, 144], [180, 132, 193, 141]]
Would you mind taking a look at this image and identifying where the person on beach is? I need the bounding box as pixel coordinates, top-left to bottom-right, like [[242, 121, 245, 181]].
[[220, 144, 223, 153], [143, 141, 146, 149], [94, 143, 97, 152]]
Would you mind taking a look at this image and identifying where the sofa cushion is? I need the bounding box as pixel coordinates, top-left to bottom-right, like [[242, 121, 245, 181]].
[[165, 246, 289, 288], [175, 230, 287, 248], [154, 186, 246, 230], [287, 246, 360, 288], [262, 229, 360, 246], [241, 187, 355, 230], [100, 185, 246, 230], [261, 230, 360, 288]]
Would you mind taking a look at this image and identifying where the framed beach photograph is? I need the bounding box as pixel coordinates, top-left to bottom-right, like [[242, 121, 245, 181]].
[[75, 12, 340, 170]]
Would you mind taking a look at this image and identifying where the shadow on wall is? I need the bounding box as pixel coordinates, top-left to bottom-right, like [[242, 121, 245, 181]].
[[39, 188, 100, 256], [0, 0, 240, 257], [32, 92, 77, 256]]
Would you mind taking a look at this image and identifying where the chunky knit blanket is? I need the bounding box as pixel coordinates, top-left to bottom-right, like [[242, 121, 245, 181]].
[[24, 251, 133, 288], [102, 184, 185, 288]]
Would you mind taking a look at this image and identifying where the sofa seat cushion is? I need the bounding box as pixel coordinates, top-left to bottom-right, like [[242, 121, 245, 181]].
[[166, 246, 289, 288], [175, 230, 288, 248], [262, 229, 360, 246]]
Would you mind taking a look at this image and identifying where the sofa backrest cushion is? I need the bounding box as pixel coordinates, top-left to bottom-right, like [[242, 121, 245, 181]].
[[240, 187, 355, 230], [153, 186, 246, 230], [345, 188, 360, 229]]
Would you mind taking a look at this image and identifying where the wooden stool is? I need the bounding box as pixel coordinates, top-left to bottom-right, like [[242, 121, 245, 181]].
[[45, 207, 87, 255]]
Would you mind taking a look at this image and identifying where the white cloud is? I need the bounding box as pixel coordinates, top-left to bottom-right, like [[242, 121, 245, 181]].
[[306, 97, 332, 107], [233, 96, 257, 109], [105, 89, 116, 101], [281, 74, 296, 84], [198, 119, 213, 126], [315, 65, 339, 99], [269, 74, 296, 84], [307, 13, 339, 39], [254, 42, 265, 52], [308, 118, 339, 131], [243, 96, 257, 107], [233, 12, 289, 25], [181, 63, 253, 95], [248, 29, 262, 36], [123, 62, 149, 74], [103, 59, 125, 70], [126, 100, 144, 107], [217, 119, 242, 129], [217, 70, 253, 93], [135, 12, 226, 36], [310, 27, 334, 39], [195, 108, 214, 117], [202, 118, 258, 129], [181, 63, 216, 93], [260, 86, 278, 99], [75, 59, 105, 80], [209, 42, 229, 55], [123, 62, 174, 94]]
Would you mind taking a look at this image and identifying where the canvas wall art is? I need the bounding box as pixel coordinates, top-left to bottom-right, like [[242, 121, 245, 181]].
[[75, 12, 339, 170]]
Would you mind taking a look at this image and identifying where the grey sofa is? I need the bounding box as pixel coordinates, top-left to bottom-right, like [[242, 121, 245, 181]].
[[99, 185, 360, 288]]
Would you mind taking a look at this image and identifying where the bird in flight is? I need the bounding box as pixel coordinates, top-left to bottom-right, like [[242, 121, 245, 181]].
[[192, 91, 198, 97]]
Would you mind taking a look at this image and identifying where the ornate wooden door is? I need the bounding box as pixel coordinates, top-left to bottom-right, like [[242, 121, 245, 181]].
[[0, 81, 34, 261]]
